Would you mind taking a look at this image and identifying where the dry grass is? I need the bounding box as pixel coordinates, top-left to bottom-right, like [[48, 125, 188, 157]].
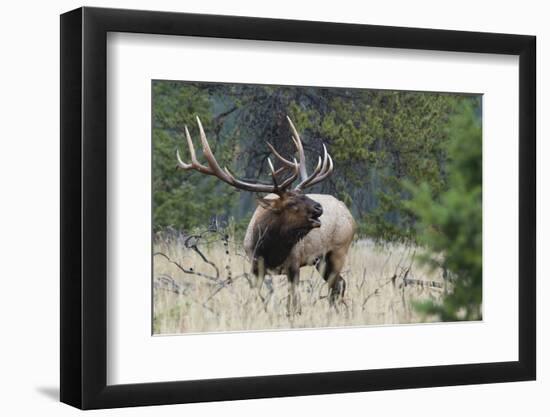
[[153, 234, 446, 334]]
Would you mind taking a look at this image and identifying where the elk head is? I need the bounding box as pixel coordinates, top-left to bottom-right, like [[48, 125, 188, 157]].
[[257, 190, 323, 232]]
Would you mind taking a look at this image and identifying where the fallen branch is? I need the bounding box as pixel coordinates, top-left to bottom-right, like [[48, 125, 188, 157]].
[[402, 278, 444, 289], [153, 252, 221, 284]]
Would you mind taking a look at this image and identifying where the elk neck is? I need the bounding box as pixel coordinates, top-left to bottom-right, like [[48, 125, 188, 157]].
[[251, 213, 312, 270]]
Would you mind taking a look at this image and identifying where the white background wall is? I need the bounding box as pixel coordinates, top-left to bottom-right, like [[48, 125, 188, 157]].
[[0, 0, 545, 415]]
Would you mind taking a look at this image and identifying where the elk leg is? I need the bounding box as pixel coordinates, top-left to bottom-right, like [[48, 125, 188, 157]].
[[317, 251, 346, 305], [251, 257, 266, 289], [286, 265, 302, 315]]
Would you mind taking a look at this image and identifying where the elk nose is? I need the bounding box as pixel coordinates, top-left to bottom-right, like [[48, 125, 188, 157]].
[[313, 203, 323, 216]]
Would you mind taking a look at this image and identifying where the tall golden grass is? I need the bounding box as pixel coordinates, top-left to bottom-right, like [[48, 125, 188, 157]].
[[153, 235, 446, 334]]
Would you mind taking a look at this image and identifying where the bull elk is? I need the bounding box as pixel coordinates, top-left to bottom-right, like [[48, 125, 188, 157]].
[[176, 116, 356, 313]]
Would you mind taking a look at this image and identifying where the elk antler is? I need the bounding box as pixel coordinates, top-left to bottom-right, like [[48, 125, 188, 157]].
[[177, 116, 299, 194], [267, 116, 334, 192]]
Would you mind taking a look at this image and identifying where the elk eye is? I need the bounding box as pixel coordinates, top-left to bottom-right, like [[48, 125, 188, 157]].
[[286, 202, 298, 211]]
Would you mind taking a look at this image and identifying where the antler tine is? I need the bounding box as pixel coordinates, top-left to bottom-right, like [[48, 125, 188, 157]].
[[294, 156, 323, 191], [184, 126, 199, 165], [293, 144, 334, 191], [286, 116, 308, 181], [277, 158, 300, 190], [273, 165, 289, 177], [266, 142, 295, 168], [306, 146, 334, 188], [196, 116, 235, 182], [266, 157, 279, 189], [176, 125, 214, 174], [176, 148, 192, 170]]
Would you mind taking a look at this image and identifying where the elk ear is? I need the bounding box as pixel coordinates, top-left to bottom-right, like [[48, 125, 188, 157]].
[[257, 197, 282, 213]]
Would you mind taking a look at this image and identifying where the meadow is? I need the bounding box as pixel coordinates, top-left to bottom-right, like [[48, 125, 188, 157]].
[[153, 231, 447, 335]]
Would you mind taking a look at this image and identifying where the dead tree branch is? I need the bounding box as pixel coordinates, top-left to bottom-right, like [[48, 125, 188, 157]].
[[153, 252, 221, 284]]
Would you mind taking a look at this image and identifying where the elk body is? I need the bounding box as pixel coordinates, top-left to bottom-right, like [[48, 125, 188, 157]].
[[177, 116, 356, 313]]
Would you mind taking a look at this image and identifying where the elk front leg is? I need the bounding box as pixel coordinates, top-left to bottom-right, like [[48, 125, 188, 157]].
[[286, 264, 302, 315], [251, 257, 266, 289], [250, 257, 273, 308]]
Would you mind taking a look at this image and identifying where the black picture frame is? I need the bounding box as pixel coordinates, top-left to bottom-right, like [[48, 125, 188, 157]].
[[60, 6, 536, 410]]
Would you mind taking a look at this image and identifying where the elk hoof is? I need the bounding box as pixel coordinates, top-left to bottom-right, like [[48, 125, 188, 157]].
[[328, 277, 346, 306]]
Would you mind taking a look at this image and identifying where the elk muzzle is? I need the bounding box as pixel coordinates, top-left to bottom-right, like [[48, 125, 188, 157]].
[[308, 202, 323, 228]]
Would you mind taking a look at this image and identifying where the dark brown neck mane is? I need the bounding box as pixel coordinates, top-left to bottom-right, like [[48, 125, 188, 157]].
[[251, 214, 312, 270]]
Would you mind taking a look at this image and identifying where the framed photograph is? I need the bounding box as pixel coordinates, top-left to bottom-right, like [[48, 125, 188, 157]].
[[60, 6, 536, 409]]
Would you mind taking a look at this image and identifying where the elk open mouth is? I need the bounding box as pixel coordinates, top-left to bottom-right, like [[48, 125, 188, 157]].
[[309, 215, 322, 228]]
